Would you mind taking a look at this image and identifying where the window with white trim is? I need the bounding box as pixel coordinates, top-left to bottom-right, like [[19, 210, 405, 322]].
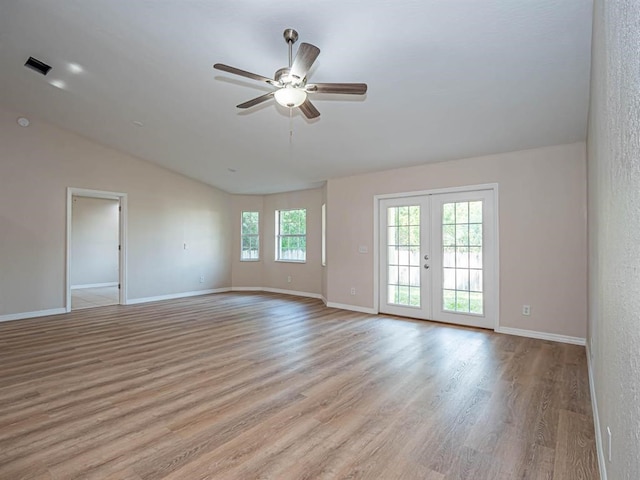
[[241, 211, 259, 261], [321, 203, 327, 266], [276, 208, 306, 262]]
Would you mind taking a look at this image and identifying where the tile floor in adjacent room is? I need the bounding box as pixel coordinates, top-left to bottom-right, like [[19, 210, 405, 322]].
[[71, 286, 119, 310]]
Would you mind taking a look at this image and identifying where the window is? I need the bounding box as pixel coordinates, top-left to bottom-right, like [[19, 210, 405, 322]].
[[441, 201, 483, 314], [276, 208, 306, 262], [241, 211, 259, 261], [386, 204, 422, 307], [321, 203, 327, 266]]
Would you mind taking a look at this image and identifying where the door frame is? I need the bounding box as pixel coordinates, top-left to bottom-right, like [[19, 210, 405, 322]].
[[66, 187, 128, 312], [373, 183, 500, 330]]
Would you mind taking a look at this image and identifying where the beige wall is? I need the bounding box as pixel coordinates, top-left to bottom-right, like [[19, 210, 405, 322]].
[[71, 196, 119, 286], [587, 0, 640, 477], [0, 106, 232, 316], [326, 142, 587, 338], [231, 188, 323, 296]]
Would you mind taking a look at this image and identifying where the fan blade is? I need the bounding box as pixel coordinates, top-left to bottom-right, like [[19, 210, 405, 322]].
[[213, 63, 274, 84], [290, 43, 320, 80], [299, 99, 320, 119], [237, 92, 274, 109], [306, 83, 368, 94]]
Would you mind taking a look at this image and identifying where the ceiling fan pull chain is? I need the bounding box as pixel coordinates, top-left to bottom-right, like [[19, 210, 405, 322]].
[[289, 108, 295, 165], [289, 108, 294, 144]]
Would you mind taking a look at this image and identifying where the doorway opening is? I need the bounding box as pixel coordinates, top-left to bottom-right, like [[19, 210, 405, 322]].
[[66, 188, 127, 311]]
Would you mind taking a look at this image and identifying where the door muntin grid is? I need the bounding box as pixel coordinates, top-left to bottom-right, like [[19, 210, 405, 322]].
[[387, 205, 421, 307], [441, 200, 484, 315]]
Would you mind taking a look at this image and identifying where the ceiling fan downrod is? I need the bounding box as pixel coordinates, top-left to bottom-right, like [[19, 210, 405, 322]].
[[283, 28, 299, 68]]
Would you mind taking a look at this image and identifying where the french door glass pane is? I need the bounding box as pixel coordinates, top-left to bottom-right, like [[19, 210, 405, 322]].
[[442, 201, 483, 314], [387, 205, 420, 307]]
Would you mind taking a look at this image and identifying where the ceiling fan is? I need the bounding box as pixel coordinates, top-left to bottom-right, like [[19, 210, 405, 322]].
[[213, 29, 367, 119]]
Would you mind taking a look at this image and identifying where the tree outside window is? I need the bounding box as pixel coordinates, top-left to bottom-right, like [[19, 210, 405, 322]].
[[241, 211, 259, 261], [276, 209, 306, 262]]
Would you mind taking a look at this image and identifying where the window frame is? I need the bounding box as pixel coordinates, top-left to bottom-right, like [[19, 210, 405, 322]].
[[275, 208, 307, 263], [321, 203, 327, 267], [240, 211, 260, 261]]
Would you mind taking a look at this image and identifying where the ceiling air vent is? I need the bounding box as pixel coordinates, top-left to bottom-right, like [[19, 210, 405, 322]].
[[24, 56, 52, 76]]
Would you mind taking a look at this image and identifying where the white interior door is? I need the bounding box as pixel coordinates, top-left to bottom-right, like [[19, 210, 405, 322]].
[[379, 189, 496, 329]]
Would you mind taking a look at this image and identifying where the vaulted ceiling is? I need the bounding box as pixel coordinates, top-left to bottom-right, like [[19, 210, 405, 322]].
[[0, 1, 593, 194]]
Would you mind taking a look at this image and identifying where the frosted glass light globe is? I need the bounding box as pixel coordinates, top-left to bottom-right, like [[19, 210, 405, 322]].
[[274, 86, 307, 108]]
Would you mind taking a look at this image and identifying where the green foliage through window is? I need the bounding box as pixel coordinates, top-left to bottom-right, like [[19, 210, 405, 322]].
[[386, 205, 421, 307], [442, 201, 483, 314], [241, 211, 259, 260], [277, 209, 306, 262]]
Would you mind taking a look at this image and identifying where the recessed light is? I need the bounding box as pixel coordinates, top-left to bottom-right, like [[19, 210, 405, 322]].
[[17, 117, 30, 127], [68, 63, 84, 74], [49, 79, 66, 89], [132, 120, 144, 127]]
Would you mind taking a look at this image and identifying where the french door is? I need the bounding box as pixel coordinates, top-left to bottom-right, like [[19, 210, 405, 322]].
[[379, 189, 496, 329]]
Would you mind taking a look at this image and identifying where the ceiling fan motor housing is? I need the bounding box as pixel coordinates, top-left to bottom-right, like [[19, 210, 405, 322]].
[[275, 67, 304, 87]]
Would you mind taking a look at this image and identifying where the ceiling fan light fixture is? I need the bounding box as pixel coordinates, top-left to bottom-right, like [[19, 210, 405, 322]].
[[274, 86, 307, 108], [213, 28, 367, 118]]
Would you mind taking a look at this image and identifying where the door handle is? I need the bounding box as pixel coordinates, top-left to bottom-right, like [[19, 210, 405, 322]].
[[424, 254, 429, 260], [424, 264, 430, 269]]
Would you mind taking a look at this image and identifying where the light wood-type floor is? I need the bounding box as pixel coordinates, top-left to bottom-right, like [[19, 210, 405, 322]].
[[71, 285, 119, 310], [0, 293, 598, 479]]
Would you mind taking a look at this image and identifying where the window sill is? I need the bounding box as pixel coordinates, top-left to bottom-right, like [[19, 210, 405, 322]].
[[275, 260, 306, 264]]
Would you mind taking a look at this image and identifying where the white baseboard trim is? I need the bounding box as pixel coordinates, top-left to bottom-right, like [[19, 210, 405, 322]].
[[320, 295, 328, 306], [262, 287, 323, 299], [127, 288, 230, 305], [71, 282, 119, 290], [495, 326, 586, 345], [586, 343, 607, 480], [231, 286, 323, 300], [325, 302, 378, 315], [0, 308, 67, 323]]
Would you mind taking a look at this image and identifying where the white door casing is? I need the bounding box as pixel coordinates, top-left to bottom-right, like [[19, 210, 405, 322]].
[[66, 187, 128, 311], [377, 186, 497, 330]]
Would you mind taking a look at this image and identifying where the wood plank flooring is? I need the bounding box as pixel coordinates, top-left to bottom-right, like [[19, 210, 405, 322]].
[[0, 292, 599, 479]]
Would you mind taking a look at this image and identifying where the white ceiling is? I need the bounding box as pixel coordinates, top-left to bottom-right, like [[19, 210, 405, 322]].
[[0, 0, 593, 194]]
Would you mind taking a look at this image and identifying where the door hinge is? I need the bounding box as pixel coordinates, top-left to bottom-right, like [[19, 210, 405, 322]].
[[118, 245, 121, 251], [118, 283, 121, 290], [119, 206, 122, 212]]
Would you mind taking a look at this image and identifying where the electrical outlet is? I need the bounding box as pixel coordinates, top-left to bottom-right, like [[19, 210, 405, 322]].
[[199, 275, 204, 283], [350, 287, 356, 296], [287, 275, 292, 283], [522, 305, 531, 316]]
